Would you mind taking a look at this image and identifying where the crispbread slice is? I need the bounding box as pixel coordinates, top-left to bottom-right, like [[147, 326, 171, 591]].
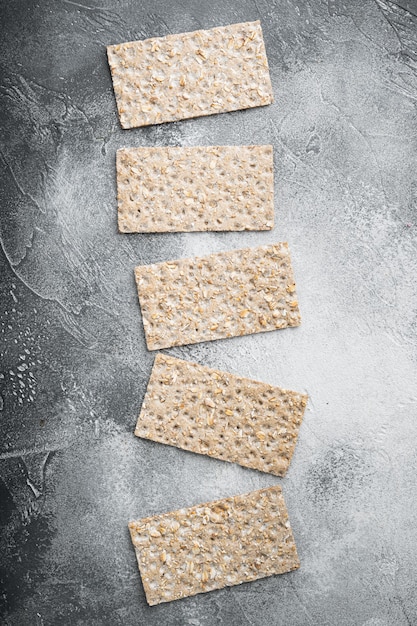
[[134, 242, 301, 350], [117, 145, 274, 233], [107, 20, 273, 129], [129, 485, 299, 605], [135, 354, 307, 476]]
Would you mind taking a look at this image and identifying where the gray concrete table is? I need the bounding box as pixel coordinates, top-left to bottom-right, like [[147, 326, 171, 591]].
[[1, 1, 416, 624]]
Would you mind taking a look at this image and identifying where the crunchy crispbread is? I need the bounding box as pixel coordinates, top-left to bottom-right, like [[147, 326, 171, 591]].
[[117, 145, 274, 232], [135, 354, 307, 476], [134, 242, 301, 350], [129, 485, 299, 605], [107, 21, 273, 129]]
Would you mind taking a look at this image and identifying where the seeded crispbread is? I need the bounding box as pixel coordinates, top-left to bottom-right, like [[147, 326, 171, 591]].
[[135, 354, 307, 476], [107, 21, 273, 129], [134, 242, 301, 350], [129, 485, 299, 605], [117, 145, 274, 232]]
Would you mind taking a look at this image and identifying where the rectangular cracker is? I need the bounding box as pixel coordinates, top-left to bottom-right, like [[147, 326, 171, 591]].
[[117, 145, 274, 233], [135, 242, 301, 350], [135, 354, 307, 476], [129, 485, 299, 605], [107, 20, 273, 129]]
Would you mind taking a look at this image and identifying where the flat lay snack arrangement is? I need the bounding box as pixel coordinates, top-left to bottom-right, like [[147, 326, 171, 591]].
[[107, 19, 306, 605], [3, 3, 416, 622]]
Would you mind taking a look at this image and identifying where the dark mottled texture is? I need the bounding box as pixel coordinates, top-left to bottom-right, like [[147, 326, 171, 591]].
[[1, 0, 417, 624]]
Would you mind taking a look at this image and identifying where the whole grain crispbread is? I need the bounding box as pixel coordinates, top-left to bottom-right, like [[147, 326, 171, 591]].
[[107, 21, 273, 128], [135, 242, 301, 350], [135, 354, 307, 476], [129, 485, 299, 605], [117, 145, 274, 232]]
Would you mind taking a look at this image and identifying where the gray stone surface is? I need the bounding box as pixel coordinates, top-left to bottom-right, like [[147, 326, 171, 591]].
[[0, 0, 416, 624]]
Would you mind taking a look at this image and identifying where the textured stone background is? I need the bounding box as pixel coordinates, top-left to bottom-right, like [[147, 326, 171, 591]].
[[1, 0, 417, 624]]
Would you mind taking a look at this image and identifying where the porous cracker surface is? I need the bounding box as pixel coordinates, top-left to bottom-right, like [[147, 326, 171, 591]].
[[134, 242, 301, 350], [135, 354, 307, 476], [117, 145, 274, 232], [107, 20, 273, 129], [128, 485, 299, 605]]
